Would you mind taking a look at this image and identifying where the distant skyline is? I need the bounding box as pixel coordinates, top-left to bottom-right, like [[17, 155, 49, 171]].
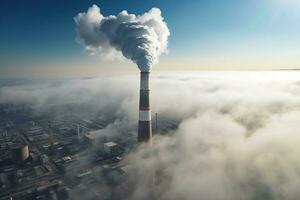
[[1, 0, 300, 76]]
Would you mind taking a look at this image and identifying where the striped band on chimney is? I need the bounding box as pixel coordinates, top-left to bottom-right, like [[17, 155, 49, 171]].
[[138, 72, 152, 143]]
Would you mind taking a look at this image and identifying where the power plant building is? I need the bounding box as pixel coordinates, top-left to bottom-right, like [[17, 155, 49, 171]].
[[103, 142, 118, 157]]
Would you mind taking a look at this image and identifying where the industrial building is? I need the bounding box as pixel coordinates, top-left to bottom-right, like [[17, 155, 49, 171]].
[[103, 142, 119, 157]]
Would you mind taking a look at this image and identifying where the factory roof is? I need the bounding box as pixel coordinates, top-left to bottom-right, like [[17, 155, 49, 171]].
[[11, 143, 28, 149], [104, 142, 117, 147], [84, 131, 98, 140]]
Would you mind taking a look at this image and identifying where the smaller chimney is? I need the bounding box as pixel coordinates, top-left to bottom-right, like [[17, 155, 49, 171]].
[[77, 124, 81, 140]]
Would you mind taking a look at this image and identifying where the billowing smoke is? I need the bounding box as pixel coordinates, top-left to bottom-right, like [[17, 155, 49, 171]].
[[74, 5, 170, 72]]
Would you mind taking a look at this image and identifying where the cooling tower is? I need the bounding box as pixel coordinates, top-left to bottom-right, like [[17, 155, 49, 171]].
[[138, 72, 152, 143]]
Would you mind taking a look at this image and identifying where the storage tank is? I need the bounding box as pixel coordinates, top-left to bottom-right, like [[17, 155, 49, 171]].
[[11, 144, 29, 164]]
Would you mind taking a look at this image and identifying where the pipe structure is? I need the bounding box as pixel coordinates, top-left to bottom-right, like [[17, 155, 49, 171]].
[[138, 72, 152, 143]]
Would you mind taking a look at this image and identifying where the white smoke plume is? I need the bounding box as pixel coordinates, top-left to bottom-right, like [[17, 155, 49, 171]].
[[74, 5, 170, 72]]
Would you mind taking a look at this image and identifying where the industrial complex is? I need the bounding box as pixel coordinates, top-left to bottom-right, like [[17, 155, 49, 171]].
[[0, 93, 177, 200], [0, 65, 180, 200], [0, 103, 131, 200]]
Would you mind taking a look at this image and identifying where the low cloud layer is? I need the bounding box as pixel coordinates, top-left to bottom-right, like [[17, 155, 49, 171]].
[[1, 71, 300, 199], [74, 5, 170, 72]]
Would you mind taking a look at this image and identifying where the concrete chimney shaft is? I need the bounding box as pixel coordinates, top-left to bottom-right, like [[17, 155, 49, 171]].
[[138, 72, 152, 143]]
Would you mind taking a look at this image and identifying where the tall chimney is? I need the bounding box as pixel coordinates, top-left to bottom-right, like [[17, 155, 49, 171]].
[[138, 72, 152, 143]]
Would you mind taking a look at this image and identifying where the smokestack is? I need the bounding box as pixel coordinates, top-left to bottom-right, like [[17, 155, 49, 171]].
[[75, 6, 169, 143], [77, 124, 81, 141], [138, 72, 152, 143]]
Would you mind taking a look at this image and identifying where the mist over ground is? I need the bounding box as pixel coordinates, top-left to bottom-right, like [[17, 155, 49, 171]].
[[1, 71, 300, 199]]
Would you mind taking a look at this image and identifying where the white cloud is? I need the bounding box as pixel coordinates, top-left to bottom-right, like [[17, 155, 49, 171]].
[[1, 71, 300, 199]]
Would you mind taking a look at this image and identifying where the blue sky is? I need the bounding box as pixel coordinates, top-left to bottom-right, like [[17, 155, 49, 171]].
[[1, 0, 300, 76]]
